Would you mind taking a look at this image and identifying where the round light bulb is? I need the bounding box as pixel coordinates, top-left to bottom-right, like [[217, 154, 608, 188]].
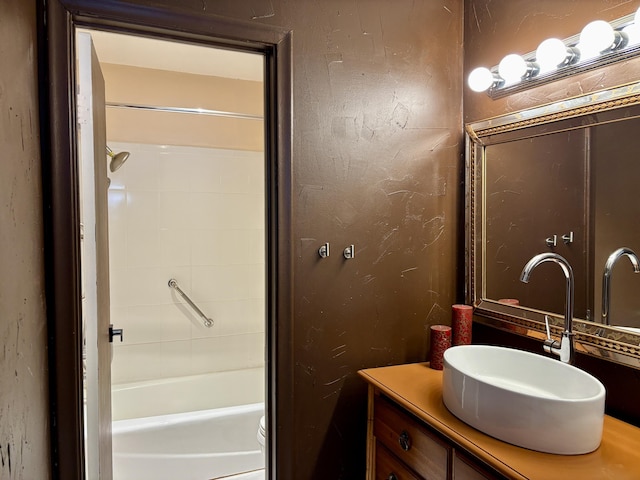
[[536, 38, 569, 72], [468, 67, 495, 92], [579, 20, 615, 59], [622, 23, 640, 46], [622, 8, 640, 47], [498, 54, 527, 83]]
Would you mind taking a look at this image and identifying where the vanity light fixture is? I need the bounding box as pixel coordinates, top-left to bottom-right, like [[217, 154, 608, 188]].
[[469, 8, 640, 98]]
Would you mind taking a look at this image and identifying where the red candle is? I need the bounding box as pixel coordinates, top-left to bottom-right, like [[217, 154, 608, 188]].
[[452, 304, 473, 346], [430, 325, 451, 370]]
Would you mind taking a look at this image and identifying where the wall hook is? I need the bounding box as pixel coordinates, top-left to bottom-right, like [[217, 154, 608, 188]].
[[562, 231, 574, 244], [343, 245, 355, 259], [545, 235, 557, 248], [318, 243, 330, 258]]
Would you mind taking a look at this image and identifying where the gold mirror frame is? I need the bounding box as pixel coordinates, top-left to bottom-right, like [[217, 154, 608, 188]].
[[466, 80, 640, 369]]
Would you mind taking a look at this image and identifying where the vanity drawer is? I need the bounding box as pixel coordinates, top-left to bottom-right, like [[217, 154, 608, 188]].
[[375, 441, 421, 480], [374, 395, 449, 480], [453, 452, 497, 480]]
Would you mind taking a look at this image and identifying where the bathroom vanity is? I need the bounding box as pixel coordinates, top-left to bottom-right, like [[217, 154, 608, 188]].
[[359, 363, 640, 480]]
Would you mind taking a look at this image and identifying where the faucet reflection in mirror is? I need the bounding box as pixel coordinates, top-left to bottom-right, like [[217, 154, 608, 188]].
[[602, 247, 640, 326], [468, 7, 640, 98], [520, 253, 575, 365]]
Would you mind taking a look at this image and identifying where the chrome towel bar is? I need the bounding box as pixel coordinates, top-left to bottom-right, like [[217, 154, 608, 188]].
[[168, 278, 214, 328]]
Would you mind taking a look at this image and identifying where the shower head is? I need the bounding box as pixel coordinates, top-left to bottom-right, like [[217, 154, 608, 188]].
[[106, 146, 130, 172]]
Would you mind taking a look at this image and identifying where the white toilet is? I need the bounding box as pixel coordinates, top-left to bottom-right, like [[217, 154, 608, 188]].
[[257, 415, 266, 456]]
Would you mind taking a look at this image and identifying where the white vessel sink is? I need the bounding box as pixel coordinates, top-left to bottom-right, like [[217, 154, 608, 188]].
[[442, 345, 605, 455]]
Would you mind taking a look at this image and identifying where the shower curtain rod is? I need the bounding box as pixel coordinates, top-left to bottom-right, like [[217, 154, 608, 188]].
[[106, 101, 263, 120]]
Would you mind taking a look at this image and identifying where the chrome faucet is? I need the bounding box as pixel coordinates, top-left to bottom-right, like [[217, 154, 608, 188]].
[[520, 253, 575, 364], [601, 247, 640, 326]]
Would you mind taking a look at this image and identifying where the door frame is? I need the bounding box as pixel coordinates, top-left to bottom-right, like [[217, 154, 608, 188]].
[[37, 2, 293, 479]]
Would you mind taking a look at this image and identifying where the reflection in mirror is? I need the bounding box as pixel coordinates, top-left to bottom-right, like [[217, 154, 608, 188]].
[[467, 81, 640, 368], [484, 131, 589, 320], [592, 118, 640, 329]]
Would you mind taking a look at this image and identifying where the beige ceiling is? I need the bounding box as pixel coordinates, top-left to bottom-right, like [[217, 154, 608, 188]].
[[81, 29, 263, 82]]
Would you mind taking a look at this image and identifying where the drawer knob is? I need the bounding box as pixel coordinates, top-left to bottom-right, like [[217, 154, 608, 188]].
[[398, 430, 412, 451], [387, 474, 398, 480]]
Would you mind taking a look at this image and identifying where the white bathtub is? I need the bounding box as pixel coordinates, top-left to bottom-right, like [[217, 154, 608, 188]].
[[112, 402, 265, 480], [111, 367, 265, 421], [111, 368, 265, 480]]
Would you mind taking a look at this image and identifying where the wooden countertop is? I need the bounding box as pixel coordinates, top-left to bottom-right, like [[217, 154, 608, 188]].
[[359, 363, 640, 480]]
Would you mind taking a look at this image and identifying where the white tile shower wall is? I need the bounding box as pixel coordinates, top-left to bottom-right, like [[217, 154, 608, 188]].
[[107, 142, 265, 385]]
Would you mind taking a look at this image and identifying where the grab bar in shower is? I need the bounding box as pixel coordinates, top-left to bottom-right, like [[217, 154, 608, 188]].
[[168, 278, 214, 328]]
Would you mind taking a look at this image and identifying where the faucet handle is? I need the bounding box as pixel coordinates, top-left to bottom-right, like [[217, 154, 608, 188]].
[[543, 315, 561, 354], [544, 315, 552, 340]]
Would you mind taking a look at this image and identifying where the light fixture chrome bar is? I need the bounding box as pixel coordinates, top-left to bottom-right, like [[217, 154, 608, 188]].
[[106, 101, 263, 120], [168, 278, 214, 328], [489, 44, 640, 100], [477, 10, 640, 99]]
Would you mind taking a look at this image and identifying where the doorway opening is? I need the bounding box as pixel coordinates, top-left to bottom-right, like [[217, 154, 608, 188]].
[[76, 29, 267, 480]]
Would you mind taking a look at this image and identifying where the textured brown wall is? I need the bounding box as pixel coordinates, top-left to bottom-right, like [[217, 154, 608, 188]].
[[101, 1, 464, 478], [282, 4, 463, 476], [0, 1, 51, 479]]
